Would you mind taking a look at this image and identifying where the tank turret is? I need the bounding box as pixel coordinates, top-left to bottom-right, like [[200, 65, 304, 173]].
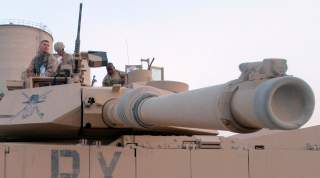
[[0, 58, 315, 139]]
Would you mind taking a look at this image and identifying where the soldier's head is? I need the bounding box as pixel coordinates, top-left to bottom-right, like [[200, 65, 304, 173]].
[[106, 63, 115, 75], [54, 42, 65, 55], [38, 40, 50, 54]]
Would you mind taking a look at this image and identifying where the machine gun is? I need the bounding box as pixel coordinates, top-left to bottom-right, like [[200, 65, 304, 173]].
[[71, 3, 108, 85], [73, 3, 82, 74]]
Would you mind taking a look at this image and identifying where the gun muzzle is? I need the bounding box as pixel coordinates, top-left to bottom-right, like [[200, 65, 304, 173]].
[[102, 76, 314, 133]]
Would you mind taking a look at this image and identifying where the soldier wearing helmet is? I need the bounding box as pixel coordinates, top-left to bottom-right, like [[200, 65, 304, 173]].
[[102, 63, 126, 86], [54, 42, 74, 77]]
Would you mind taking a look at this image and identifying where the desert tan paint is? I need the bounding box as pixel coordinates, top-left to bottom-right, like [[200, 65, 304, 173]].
[[0, 143, 250, 178], [103, 76, 314, 132], [235, 125, 320, 150], [127, 70, 152, 84], [0, 84, 81, 136], [0, 146, 4, 178], [0, 128, 319, 178], [250, 150, 320, 178], [146, 80, 189, 93], [100, 59, 314, 133], [4, 144, 89, 178], [82, 87, 130, 128], [0, 59, 318, 178]]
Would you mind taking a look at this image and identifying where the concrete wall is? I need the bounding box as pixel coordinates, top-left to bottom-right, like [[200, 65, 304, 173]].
[[0, 24, 53, 91]]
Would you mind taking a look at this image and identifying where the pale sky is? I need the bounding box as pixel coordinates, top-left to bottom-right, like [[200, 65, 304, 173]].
[[1, 0, 319, 134]]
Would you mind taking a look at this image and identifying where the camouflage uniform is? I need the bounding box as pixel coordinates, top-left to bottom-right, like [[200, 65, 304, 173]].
[[102, 70, 126, 87], [55, 52, 74, 76], [26, 53, 57, 77]]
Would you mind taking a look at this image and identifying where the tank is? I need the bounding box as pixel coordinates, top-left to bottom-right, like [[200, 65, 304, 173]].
[[0, 4, 319, 178], [0, 56, 318, 177]]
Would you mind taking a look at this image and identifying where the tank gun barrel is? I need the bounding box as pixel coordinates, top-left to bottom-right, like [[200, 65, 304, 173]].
[[102, 59, 315, 133]]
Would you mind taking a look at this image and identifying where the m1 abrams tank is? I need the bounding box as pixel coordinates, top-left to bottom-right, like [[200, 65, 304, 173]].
[[0, 3, 319, 178]]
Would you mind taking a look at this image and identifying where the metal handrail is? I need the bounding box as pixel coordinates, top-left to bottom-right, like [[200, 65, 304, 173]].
[[0, 19, 52, 35]]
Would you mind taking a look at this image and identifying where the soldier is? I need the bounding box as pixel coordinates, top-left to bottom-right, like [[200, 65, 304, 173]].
[[54, 42, 74, 77], [26, 40, 57, 77], [102, 63, 126, 86]]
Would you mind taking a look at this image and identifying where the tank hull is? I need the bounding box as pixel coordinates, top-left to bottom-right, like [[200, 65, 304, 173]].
[[0, 126, 320, 178]]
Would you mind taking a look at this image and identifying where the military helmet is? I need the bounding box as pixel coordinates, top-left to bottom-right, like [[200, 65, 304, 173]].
[[54, 42, 65, 52]]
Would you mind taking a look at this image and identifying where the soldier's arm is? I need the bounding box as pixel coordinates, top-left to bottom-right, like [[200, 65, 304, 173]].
[[26, 58, 36, 78], [46, 56, 57, 77], [102, 76, 107, 86], [119, 71, 127, 85]]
